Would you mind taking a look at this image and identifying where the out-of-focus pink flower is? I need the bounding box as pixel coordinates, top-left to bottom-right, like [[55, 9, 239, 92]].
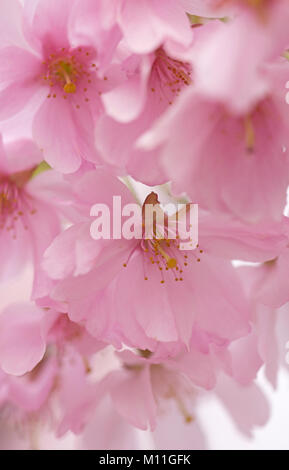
[[0, 303, 50, 376], [138, 61, 289, 223], [235, 265, 280, 388], [45, 310, 106, 437], [0, 349, 57, 412], [214, 373, 270, 437], [237, 217, 289, 314], [0, 301, 105, 375], [94, 2, 195, 179], [0, 135, 82, 302], [78, 341, 269, 435], [0, 303, 106, 440], [98, 349, 201, 431], [183, 0, 289, 23], [0, 137, 74, 297], [190, 4, 289, 115], [116, 0, 193, 54], [97, 41, 194, 179], [249, 258, 289, 312], [76, 395, 149, 450], [218, 216, 289, 391]]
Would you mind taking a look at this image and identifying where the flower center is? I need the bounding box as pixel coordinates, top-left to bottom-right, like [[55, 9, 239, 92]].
[[0, 171, 36, 238], [42, 47, 99, 105], [150, 48, 192, 105], [0, 180, 18, 220], [141, 238, 203, 283], [58, 61, 77, 94], [122, 192, 202, 283], [44, 54, 79, 94]]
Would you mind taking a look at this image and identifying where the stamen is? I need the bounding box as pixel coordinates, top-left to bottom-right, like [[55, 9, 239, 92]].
[[0, 174, 36, 239], [41, 46, 98, 101], [167, 257, 177, 269], [60, 63, 77, 93], [157, 243, 177, 269], [64, 82, 76, 94], [151, 48, 192, 104], [244, 114, 255, 152], [175, 395, 194, 424], [121, 192, 204, 284]]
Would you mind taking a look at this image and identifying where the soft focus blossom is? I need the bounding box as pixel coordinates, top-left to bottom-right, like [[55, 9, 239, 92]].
[[93, 2, 195, 178], [138, 61, 289, 222], [0, 136, 72, 297]]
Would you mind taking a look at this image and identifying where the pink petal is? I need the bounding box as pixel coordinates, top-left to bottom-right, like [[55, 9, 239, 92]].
[[186, 255, 251, 341], [119, 0, 192, 54], [77, 396, 141, 450], [0, 0, 28, 48], [0, 303, 46, 376], [115, 253, 179, 343], [216, 375, 270, 437], [23, 0, 73, 52], [8, 357, 57, 411], [3, 139, 43, 173], [109, 366, 157, 430], [102, 55, 151, 123], [33, 97, 97, 173], [0, 46, 41, 120]]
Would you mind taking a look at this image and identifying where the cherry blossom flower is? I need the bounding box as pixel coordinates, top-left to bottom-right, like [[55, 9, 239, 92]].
[[0, 136, 73, 297], [0, 0, 120, 172], [97, 40, 194, 179], [138, 61, 289, 222], [41, 169, 259, 349]]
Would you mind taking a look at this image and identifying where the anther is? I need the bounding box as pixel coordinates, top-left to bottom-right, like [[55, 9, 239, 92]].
[[64, 83, 76, 94]]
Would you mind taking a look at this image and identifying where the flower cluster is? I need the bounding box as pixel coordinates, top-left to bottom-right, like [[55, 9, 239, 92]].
[[0, 0, 289, 450]]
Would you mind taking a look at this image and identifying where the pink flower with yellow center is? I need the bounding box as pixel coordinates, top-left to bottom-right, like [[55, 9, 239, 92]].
[[0, 0, 119, 173], [0, 135, 73, 298], [42, 169, 255, 349], [95, 43, 194, 179]]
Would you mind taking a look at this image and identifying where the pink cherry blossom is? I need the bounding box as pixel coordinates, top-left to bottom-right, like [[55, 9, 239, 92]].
[[238, 217, 289, 311], [73, 343, 269, 436], [0, 303, 106, 442], [0, 0, 120, 173], [98, 348, 207, 431], [0, 303, 49, 376], [0, 355, 57, 415], [42, 169, 256, 349], [138, 61, 289, 222], [97, 40, 194, 179], [94, 3, 195, 178], [0, 136, 73, 297]]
